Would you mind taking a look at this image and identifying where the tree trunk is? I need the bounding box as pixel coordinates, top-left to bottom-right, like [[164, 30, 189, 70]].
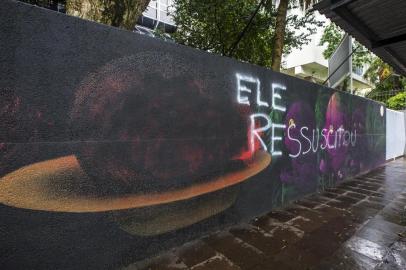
[[66, 0, 151, 31], [271, 0, 289, 72]]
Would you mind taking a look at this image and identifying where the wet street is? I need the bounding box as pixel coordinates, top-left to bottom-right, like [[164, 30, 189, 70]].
[[124, 158, 406, 270]]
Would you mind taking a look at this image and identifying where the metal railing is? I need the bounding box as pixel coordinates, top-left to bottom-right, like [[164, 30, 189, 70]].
[[366, 89, 406, 110]]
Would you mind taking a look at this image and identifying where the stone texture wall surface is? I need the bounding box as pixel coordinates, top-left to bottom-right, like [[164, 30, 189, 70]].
[[0, 1, 387, 269]]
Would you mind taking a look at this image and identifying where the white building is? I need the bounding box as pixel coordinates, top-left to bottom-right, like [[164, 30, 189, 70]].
[[282, 11, 373, 96], [136, 0, 176, 33]]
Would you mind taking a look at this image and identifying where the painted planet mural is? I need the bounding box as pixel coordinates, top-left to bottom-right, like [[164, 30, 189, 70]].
[[0, 53, 271, 235], [0, 3, 388, 267]]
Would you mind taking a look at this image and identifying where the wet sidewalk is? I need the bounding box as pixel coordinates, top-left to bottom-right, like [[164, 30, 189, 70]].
[[124, 158, 406, 270]]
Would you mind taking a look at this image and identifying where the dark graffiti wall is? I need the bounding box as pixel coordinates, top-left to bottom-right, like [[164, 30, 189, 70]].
[[0, 1, 386, 269]]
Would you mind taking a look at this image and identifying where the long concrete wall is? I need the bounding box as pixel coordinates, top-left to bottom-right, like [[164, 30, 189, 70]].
[[0, 1, 386, 269], [386, 109, 406, 160]]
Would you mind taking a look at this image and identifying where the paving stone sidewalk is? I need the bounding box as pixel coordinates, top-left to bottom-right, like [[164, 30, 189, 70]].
[[124, 158, 406, 270]]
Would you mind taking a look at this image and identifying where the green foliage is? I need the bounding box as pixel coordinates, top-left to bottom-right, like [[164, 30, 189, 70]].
[[365, 57, 406, 103], [363, 57, 391, 84], [387, 92, 406, 110], [364, 58, 406, 91], [171, 0, 323, 69], [319, 23, 343, 59], [319, 22, 372, 67], [320, 21, 406, 105]]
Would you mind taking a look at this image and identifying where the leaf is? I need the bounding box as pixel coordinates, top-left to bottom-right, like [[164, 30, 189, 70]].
[[171, 0, 322, 69]]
